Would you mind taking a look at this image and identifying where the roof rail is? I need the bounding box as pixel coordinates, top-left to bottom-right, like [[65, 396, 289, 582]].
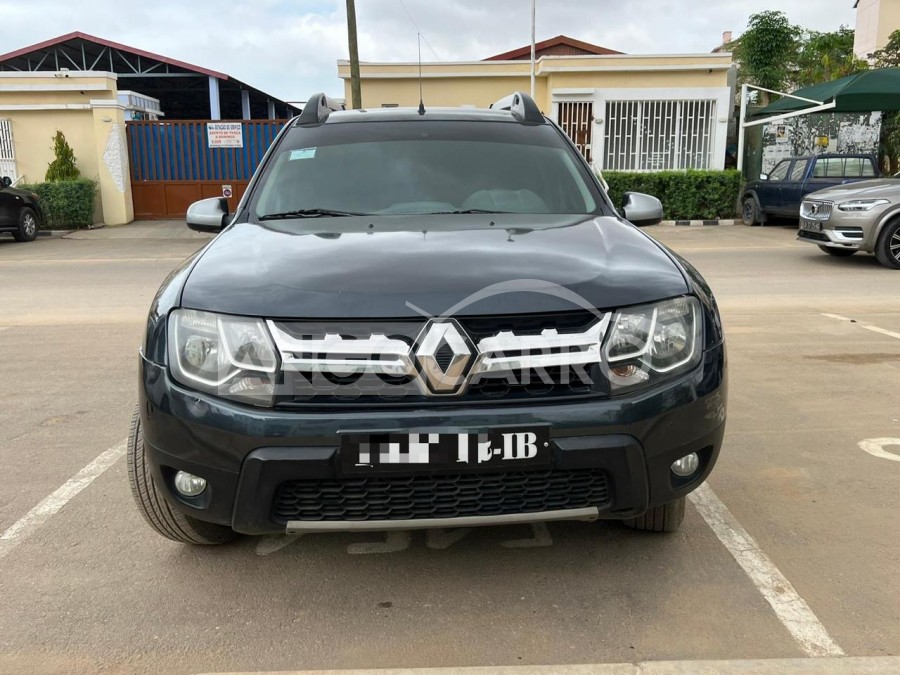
[[489, 91, 544, 124], [297, 92, 345, 126]]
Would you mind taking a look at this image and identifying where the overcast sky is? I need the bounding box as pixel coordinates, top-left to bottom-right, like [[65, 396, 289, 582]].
[[0, 0, 858, 102]]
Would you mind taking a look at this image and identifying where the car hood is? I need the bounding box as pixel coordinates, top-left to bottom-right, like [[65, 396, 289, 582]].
[[180, 214, 688, 319], [808, 178, 900, 201]]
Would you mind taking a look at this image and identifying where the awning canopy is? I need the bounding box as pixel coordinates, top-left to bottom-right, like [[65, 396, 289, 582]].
[[753, 68, 900, 118]]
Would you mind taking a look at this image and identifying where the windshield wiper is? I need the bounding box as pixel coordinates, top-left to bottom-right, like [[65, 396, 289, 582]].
[[258, 208, 368, 220], [426, 209, 513, 215]]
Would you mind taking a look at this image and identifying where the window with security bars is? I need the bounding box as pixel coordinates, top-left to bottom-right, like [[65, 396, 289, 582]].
[[557, 101, 593, 163], [603, 100, 716, 171]]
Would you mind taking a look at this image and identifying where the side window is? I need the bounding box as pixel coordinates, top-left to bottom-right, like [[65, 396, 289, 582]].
[[768, 160, 791, 181], [862, 159, 876, 176], [787, 159, 809, 181], [825, 158, 845, 177], [843, 157, 863, 177]]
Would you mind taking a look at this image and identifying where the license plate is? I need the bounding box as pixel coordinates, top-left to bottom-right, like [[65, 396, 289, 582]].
[[800, 219, 821, 232], [340, 428, 551, 474]]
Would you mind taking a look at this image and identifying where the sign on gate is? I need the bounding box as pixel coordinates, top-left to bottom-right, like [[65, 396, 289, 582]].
[[207, 122, 244, 148]]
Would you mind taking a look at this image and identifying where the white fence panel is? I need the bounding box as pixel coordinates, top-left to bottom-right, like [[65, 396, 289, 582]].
[[0, 119, 17, 182], [603, 99, 715, 171]]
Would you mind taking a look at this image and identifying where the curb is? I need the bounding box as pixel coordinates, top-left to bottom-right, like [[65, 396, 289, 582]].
[[660, 219, 737, 227], [203, 656, 900, 675]]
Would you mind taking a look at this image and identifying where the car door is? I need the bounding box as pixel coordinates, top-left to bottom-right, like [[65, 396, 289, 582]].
[[778, 158, 811, 216], [755, 160, 791, 214], [0, 179, 18, 226]]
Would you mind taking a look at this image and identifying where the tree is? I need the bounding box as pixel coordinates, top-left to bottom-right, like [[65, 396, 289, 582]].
[[44, 131, 80, 182], [796, 27, 868, 88], [873, 31, 900, 172], [872, 29, 900, 67], [733, 11, 802, 104]]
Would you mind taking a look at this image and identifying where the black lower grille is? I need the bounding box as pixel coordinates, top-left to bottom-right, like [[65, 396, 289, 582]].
[[798, 230, 828, 242], [272, 468, 610, 522]]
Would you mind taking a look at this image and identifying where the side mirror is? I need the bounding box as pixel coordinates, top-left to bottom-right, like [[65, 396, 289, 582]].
[[0, 176, 11, 188], [622, 191, 664, 227], [186, 197, 229, 233], [759, 173, 768, 181]]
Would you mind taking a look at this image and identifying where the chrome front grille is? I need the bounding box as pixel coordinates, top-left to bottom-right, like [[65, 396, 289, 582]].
[[800, 200, 833, 221], [268, 310, 609, 405]]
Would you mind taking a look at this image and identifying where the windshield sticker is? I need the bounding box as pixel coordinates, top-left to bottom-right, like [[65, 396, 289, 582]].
[[289, 148, 316, 160]]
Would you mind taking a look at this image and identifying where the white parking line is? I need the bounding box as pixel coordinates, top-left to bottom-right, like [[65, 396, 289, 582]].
[[689, 483, 844, 657], [822, 313, 900, 340], [0, 440, 126, 561]]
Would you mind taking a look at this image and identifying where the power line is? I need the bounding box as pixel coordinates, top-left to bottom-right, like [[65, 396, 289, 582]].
[[398, 0, 441, 61]]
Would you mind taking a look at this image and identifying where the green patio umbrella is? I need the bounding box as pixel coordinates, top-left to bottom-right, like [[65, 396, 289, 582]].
[[753, 68, 900, 117]]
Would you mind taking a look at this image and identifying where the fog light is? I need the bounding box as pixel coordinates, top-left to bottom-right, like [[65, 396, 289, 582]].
[[174, 471, 207, 497], [671, 452, 700, 477]]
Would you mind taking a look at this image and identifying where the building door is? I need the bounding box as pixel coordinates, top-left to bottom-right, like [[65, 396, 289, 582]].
[[557, 101, 594, 163], [126, 119, 286, 219]]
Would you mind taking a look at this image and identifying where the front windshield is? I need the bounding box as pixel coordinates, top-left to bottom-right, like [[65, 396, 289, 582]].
[[252, 121, 600, 219]]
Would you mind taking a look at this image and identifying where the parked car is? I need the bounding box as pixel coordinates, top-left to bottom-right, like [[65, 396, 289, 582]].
[[0, 176, 41, 242], [741, 153, 880, 226], [798, 177, 900, 269], [128, 92, 727, 545]]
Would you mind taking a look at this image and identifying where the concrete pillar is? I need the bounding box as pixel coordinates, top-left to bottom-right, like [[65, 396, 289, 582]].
[[267, 100, 276, 120], [90, 101, 134, 225], [208, 75, 221, 120], [241, 89, 251, 120]]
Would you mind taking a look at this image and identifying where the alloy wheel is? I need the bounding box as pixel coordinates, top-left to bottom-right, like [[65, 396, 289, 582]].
[[23, 212, 36, 237]]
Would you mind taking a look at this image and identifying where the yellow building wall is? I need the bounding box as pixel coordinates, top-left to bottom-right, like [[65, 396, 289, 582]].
[[877, 0, 900, 50], [339, 54, 732, 111], [855, 0, 900, 58], [0, 73, 133, 225]]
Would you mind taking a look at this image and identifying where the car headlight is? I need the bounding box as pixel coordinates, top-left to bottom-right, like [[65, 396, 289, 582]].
[[168, 309, 278, 406], [602, 296, 702, 391], [837, 199, 889, 212]]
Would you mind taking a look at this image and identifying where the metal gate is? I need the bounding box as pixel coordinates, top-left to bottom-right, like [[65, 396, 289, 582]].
[[126, 119, 287, 219], [0, 119, 17, 182], [557, 101, 594, 163]]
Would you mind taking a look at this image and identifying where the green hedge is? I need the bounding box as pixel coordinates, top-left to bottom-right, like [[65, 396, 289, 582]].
[[21, 179, 97, 229], [602, 170, 742, 220]]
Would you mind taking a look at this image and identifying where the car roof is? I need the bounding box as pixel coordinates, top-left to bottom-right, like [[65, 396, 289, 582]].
[[317, 106, 543, 124]]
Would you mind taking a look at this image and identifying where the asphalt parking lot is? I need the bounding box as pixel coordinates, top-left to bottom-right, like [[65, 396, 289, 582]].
[[0, 222, 898, 674]]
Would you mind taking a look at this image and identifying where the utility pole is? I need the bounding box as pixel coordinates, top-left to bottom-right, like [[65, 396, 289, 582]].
[[530, 0, 536, 98], [346, 0, 362, 109]]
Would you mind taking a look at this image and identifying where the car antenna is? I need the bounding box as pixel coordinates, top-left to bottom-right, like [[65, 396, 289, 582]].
[[417, 33, 426, 115]]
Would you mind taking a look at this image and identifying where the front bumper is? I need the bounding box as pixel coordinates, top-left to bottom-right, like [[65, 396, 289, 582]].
[[139, 343, 727, 535], [797, 210, 876, 251]]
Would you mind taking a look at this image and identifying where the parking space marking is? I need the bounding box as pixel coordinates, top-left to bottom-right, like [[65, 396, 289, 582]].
[[0, 440, 126, 561], [689, 483, 844, 657], [859, 438, 900, 462], [822, 313, 900, 340]]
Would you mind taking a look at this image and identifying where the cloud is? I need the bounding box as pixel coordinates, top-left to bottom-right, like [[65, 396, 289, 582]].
[[0, 0, 859, 102]]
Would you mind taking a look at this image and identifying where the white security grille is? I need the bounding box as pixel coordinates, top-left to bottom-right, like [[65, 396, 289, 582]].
[[603, 99, 715, 171], [0, 119, 16, 182], [557, 101, 593, 162]]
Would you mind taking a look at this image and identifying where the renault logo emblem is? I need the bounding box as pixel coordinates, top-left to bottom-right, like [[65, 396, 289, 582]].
[[414, 320, 473, 394]]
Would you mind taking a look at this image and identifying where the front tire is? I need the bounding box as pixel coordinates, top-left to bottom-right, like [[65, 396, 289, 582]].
[[875, 220, 900, 269], [818, 245, 856, 257], [741, 197, 760, 226], [12, 207, 38, 242], [622, 497, 685, 533], [127, 407, 237, 545]]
